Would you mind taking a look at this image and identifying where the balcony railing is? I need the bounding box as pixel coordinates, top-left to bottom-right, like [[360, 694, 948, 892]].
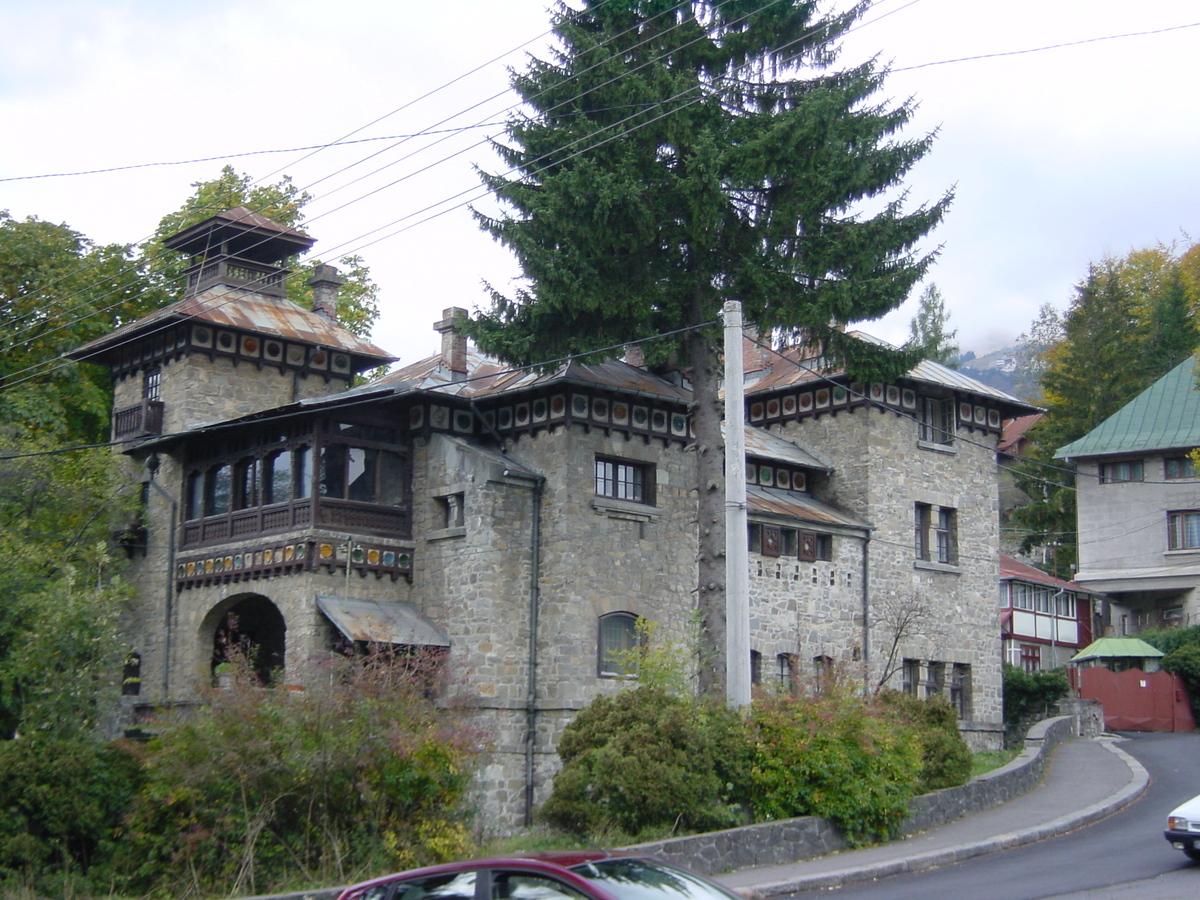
[[112, 400, 164, 441], [184, 256, 288, 298], [182, 498, 410, 550]]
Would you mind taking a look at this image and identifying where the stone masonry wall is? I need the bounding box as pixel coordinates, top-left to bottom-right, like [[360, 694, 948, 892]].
[[774, 402, 1004, 743]]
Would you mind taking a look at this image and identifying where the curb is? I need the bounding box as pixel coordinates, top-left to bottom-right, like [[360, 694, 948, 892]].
[[742, 737, 1149, 895]]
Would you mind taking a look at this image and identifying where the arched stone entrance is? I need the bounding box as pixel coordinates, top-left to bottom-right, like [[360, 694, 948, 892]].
[[201, 594, 287, 684]]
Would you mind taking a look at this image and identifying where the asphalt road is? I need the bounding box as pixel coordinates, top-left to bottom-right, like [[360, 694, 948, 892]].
[[785, 731, 1200, 900]]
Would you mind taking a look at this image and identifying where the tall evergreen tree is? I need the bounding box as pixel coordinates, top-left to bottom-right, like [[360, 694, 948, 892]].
[[907, 283, 959, 366], [469, 0, 948, 693]]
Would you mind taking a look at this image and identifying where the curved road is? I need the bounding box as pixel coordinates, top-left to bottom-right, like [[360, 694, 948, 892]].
[[787, 731, 1200, 899]]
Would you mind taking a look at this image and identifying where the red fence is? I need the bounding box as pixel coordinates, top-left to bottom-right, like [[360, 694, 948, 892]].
[[1075, 667, 1195, 732]]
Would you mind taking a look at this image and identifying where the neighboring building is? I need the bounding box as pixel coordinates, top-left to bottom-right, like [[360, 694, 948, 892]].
[[72, 210, 1039, 826], [1056, 356, 1200, 634], [997, 413, 1044, 559], [999, 553, 1096, 671]]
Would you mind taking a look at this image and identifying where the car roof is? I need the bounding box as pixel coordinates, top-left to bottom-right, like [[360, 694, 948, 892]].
[[338, 851, 638, 900]]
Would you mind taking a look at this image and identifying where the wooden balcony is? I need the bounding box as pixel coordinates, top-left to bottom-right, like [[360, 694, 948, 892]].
[[112, 399, 164, 441]]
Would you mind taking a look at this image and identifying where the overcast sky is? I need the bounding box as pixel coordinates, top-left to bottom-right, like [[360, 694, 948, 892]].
[[2, 0, 1198, 368]]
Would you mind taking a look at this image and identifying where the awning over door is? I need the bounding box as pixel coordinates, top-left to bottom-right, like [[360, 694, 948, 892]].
[[317, 596, 450, 647]]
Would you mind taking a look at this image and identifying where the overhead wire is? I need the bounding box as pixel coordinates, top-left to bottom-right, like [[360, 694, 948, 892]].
[[0, 0, 861, 390]]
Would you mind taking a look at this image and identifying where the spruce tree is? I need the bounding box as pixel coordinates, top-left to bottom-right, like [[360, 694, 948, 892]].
[[907, 283, 959, 367], [470, 0, 949, 694]]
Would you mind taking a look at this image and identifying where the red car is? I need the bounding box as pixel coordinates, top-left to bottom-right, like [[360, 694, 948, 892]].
[[336, 851, 749, 900]]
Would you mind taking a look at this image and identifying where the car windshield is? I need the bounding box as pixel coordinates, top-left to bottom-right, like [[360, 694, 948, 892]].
[[568, 859, 739, 900]]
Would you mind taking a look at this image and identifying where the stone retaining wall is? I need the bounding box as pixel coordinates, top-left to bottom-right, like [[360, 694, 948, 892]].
[[626, 714, 1080, 875]]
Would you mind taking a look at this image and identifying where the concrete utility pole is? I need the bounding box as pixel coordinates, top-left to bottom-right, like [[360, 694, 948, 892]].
[[723, 300, 751, 707]]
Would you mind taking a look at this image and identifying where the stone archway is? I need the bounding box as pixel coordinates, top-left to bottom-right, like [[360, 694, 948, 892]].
[[202, 594, 287, 685]]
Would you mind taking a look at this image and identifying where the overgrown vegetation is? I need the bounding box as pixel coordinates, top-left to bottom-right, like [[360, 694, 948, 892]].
[[543, 654, 973, 849], [0, 651, 485, 899]]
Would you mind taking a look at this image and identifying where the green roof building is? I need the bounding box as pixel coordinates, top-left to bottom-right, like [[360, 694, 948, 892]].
[[1057, 355, 1200, 634]]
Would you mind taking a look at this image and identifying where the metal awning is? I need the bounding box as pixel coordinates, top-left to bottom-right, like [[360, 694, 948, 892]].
[[317, 596, 450, 647]]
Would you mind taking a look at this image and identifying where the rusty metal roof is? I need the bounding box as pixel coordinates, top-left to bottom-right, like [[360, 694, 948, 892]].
[[744, 331, 1037, 411], [371, 346, 690, 404], [747, 484, 870, 531], [317, 596, 450, 647], [744, 426, 832, 471], [71, 288, 395, 364], [162, 206, 314, 262]]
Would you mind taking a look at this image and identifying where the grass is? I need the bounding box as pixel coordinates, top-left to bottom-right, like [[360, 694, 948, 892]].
[[971, 748, 1019, 778]]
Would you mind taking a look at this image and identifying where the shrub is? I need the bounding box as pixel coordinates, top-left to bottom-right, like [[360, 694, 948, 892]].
[[540, 686, 750, 839], [749, 690, 921, 845], [1002, 664, 1070, 727], [115, 648, 483, 898], [0, 738, 142, 891], [878, 691, 972, 792], [1160, 643, 1200, 720]]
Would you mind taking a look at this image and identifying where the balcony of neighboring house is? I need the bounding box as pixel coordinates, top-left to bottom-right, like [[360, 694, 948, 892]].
[[112, 398, 165, 441]]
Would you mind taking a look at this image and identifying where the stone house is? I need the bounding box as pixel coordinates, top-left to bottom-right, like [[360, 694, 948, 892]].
[[1056, 355, 1200, 634], [72, 210, 1037, 826]]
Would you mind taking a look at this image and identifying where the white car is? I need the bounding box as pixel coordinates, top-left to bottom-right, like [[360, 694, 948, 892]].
[[1165, 793, 1200, 861]]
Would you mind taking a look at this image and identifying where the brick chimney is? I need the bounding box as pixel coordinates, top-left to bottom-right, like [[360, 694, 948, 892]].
[[434, 307, 469, 376], [307, 264, 344, 321], [624, 343, 645, 367]]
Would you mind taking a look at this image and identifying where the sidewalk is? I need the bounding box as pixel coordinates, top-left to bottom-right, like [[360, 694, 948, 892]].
[[715, 736, 1148, 896]]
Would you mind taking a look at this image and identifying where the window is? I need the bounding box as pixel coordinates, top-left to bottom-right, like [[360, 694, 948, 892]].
[[902, 658, 919, 696], [915, 503, 931, 560], [950, 664, 972, 718], [1020, 644, 1041, 672], [750, 650, 762, 685], [598, 612, 641, 678], [925, 661, 945, 699], [1166, 456, 1197, 479], [1100, 460, 1143, 483], [916, 503, 957, 564], [143, 367, 161, 401], [918, 397, 954, 445], [233, 457, 258, 510], [1169, 511, 1200, 550], [777, 653, 796, 690], [1056, 592, 1076, 618], [493, 873, 587, 900], [594, 457, 652, 504], [205, 464, 232, 516], [320, 444, 405, 504], [390, 871, 477, 900]]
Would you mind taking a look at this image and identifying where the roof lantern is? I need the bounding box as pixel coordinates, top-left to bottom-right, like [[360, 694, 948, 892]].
[[162, 206, 315, 299]]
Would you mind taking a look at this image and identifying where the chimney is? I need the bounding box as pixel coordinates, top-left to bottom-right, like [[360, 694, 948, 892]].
[[307, 264, 344, 321], [624, 343, 645, 367], [434, 307, 469, 376]]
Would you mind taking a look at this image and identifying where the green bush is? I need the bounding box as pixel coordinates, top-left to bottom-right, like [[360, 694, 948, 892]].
[[1160, 643, 1200, 720], [115, 649, 483, 898], [1140, 624, 1200, 657], [1002, 664, 1070, 727], [878, 691, 972, 792], [541, 686, 750, 839], [749, 690, 921, 845], [0, 738, 142, 891]]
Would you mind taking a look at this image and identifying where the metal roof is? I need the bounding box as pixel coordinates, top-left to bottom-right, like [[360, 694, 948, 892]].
[[746, 484, 870, 531], [999, 554, 1093, 593], [743, 426, 833, 471], [317, 596, 450, 647], [70, 288, 395, 364], [744, 331, 1038, 412], [1069, 637, 1164, 663], [1055, 355, 1200, 460]]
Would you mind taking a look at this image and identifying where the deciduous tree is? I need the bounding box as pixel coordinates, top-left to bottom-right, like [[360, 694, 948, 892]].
[[470, 0, 948, 693]]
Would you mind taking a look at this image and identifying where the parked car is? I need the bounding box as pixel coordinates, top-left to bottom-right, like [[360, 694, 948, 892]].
[[1164, 793, 1200, 861], [336, 851, 750, 900]]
